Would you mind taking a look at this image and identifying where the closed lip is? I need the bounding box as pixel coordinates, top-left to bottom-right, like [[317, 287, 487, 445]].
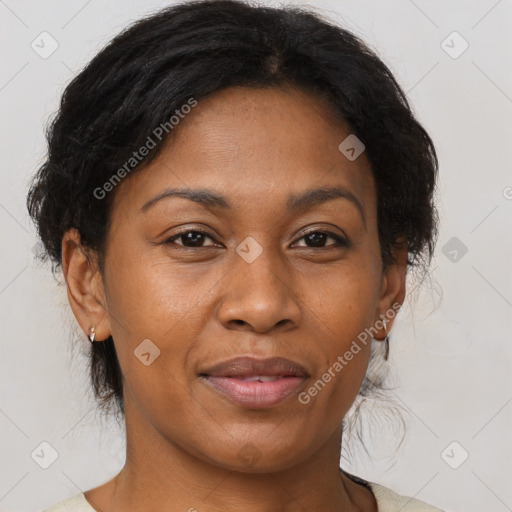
[[199, 356, 310, 379]]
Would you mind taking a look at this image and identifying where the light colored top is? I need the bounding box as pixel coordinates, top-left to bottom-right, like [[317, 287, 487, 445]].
[[43, 482, 447, 511]]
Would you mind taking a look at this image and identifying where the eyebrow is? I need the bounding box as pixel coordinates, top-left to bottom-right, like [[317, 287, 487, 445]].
[[139, 185, 366, 225]]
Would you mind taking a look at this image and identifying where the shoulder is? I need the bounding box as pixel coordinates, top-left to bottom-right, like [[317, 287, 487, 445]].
[[42, 483, 448, 512], [43, 493, 95, 512], [368, 482, 447, 512]]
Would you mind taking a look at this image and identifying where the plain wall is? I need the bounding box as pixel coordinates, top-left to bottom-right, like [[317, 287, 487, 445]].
[[1, 1, 511, 511]]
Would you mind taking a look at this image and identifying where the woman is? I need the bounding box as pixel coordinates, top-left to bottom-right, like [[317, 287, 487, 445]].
[[27, 0, 446, 510]]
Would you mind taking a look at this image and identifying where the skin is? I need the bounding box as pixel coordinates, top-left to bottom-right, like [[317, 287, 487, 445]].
[[62, 85, 407, 512]]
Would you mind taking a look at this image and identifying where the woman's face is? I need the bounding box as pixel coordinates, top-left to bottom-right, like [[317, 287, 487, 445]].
[[66, 85, 405, 471]]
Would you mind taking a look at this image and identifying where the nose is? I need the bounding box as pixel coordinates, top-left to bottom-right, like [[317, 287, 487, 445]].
[[217, 248, 301, 333]]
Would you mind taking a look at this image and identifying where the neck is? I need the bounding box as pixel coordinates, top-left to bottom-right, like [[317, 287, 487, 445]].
[[85, 398, 375, 512]]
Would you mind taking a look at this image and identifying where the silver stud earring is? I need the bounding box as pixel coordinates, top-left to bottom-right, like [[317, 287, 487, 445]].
[[88, 326, 96, 343]]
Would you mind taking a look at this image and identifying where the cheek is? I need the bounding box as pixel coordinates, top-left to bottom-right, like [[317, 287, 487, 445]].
[[105, 247, 211, 341], [308, 254, 382, 339], [300, 259, 381, 406], [100, 253, 166, 369], [103, 250, 221, 397], [105, 256, 206, 433], [297, 311, 373, 430]]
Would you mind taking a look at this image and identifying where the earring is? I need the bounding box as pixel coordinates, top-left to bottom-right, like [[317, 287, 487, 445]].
[[384, 335, 390, 361], [88, 326, 96, 343], [380, 315, 390, 361]]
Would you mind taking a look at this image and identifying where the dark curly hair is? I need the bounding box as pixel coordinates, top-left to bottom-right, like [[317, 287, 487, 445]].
[[26, 0, 438, 417]]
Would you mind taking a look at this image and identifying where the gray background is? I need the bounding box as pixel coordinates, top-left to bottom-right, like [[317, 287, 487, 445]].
[[1, 1, 511, 511]]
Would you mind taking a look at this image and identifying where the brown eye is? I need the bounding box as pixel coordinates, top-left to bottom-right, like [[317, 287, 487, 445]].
[[293, 230, 349, 249], [164, 230, 218, 248]]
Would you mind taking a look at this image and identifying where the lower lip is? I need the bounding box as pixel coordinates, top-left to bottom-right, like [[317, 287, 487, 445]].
[[201, 376, 306, 408]]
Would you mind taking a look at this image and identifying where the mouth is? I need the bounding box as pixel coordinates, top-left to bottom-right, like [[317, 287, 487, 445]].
[[198, 356, 310, 409], [198, 375, 307, 409]]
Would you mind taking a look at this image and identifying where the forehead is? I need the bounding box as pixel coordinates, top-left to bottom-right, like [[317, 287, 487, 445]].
[[111, 86, 376, 221]]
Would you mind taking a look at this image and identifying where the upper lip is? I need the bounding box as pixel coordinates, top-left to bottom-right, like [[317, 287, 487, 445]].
[[200, 356, 310, 378]]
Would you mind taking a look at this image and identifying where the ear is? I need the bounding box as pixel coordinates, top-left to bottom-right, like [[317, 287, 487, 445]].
[[61, 228, 111, 341], [374, 237, 407, 338]]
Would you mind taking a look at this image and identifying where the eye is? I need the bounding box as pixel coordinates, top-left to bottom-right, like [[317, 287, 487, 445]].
[[163, 229, 219, 248], [292, 230, 349, 249], [162, 228, 349, 250]]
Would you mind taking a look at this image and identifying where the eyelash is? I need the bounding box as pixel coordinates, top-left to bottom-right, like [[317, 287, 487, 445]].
[[162, 228, 349, 250]]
